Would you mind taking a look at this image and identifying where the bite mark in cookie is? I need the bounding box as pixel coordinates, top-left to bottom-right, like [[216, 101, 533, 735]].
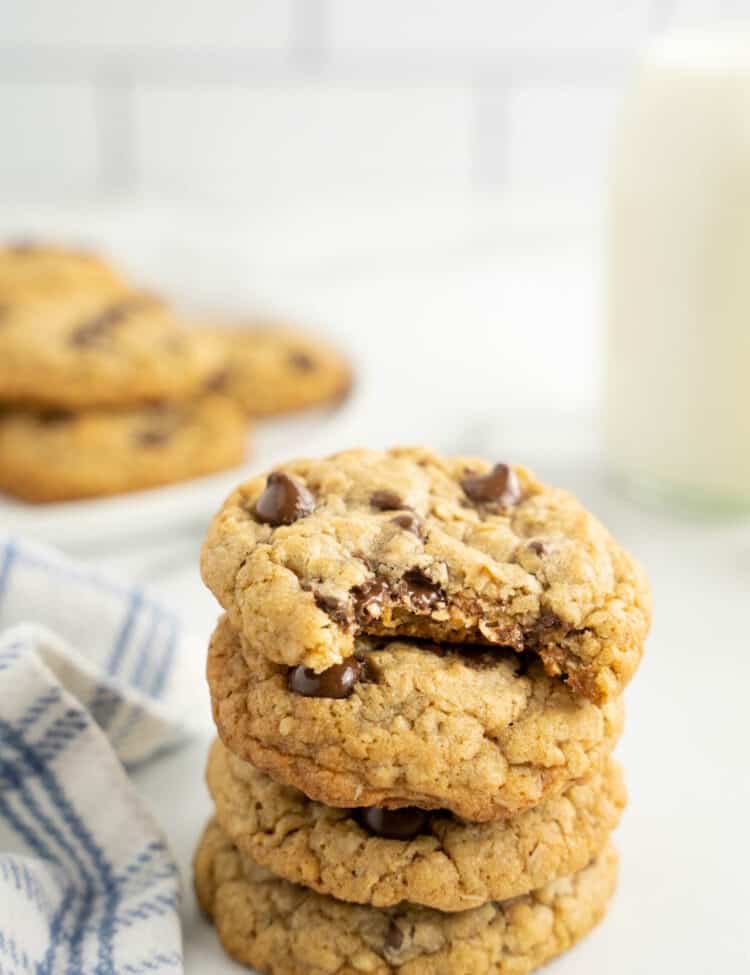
[[207, 616, 625, 821], [201, 447, 651, 702]]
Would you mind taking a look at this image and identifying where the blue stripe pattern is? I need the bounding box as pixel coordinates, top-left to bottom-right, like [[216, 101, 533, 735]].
[[0, 536, 187, 974]]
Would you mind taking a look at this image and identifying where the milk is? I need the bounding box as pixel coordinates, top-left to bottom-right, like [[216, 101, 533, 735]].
[[605, 34, 750, 512]]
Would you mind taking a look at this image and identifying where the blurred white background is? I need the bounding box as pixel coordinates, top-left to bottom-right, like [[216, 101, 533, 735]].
[[1, 1, 746, 208], [1, 1, 748, 419]]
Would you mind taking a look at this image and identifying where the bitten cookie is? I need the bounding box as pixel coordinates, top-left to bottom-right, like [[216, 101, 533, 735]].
[[207, 616, 624, 822], [0, 288, 226, 409], [0, 396, 248, 502], [207, 737, 625, 911], [203, 322, 351, 417], [201, 447, 651, 702], [195, 818, 618, 975]]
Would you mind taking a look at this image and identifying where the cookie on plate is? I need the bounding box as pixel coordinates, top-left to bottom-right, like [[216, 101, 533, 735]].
[[195, 817, 618, 975], [203, 323, 351, 417], [207, 615, 623, 822], [0, 241, 127, 297], [207, 736, 625, 911], [0, 395, 248, 502], [201, 447, 651, 703], [0, 289, 225, 409]]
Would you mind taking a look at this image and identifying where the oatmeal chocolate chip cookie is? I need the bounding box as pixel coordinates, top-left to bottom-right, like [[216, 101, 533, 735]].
[[0, 241, 127, 297], [0, 395, 248, 502], [195, 817, 618, 975], [200, 322, 351, 417], [201, 447, 651, 702], [0, 288, 226, 409], [207, 616, 624, 822], [207, 736, 625, 911]]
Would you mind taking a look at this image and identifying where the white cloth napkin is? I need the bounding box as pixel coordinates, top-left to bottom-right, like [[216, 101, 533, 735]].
[[0, 535, 190, 975]]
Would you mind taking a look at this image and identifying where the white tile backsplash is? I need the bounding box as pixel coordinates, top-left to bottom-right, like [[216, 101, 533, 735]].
[[0, 0, 734, 209], [1, 0, 293, 51], [0, 82, 98, 195], [327, 0, 653, 55], [667, 0, 750, 23], [132, 82, 474, 202], [507, 84, 623, 197]]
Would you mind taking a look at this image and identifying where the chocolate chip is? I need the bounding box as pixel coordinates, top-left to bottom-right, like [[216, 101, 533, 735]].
[[536, 611, 559, 631], [205, 368, 230, 393], [385, 922, 404, 952], [288, 657, 361, 698], [528, 540, 548, 557], [135, 428, 172, 447], [461, 463, 521, 506], [7, 240, 37, 255], [39, 409, 73, 426], [289, 351, 316, 372], [352, 578, 388, 621], [357, 806, 428, 840], [396, 569, 442, 613], [133, 407, 183, 447], [255, 471, 315, 526], [370, 490, 403, 511], [143, 401, 172, 416], [314, 592, 350, 626], [390, 512, 422, 536], [70, 296, 149, 347]]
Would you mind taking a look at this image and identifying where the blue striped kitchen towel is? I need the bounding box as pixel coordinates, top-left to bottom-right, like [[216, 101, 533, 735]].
[[0, 535, 190, 975]]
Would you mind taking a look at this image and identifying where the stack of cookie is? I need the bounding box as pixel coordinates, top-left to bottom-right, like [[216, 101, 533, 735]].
[[196, 447, 651, 975], [0, 243, 247, 502]]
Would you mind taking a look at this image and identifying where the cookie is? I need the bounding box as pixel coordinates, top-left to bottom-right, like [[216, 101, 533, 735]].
[[195, 817, 618, 975], [0, 241, 127, 297], [0, 288, 226, 409], [201, 447, 650, 703], [0, 396, 249, 502], [202, 322, 351, 417], [207, 615, 623, 822], [207, 736, 625, 911]]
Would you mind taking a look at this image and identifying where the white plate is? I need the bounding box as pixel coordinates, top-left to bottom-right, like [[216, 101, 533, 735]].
[[1, 396, 362, 549]]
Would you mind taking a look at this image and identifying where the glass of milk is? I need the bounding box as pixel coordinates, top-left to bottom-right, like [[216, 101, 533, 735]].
[[605, 33, 750, 514]]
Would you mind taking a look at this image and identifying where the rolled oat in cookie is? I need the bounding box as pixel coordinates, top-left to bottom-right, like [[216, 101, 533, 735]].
[[207, 616, 624, 822], [201, 446, 651, 703], [194, 817, 619, 975], [206, 736, 626, 911]]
